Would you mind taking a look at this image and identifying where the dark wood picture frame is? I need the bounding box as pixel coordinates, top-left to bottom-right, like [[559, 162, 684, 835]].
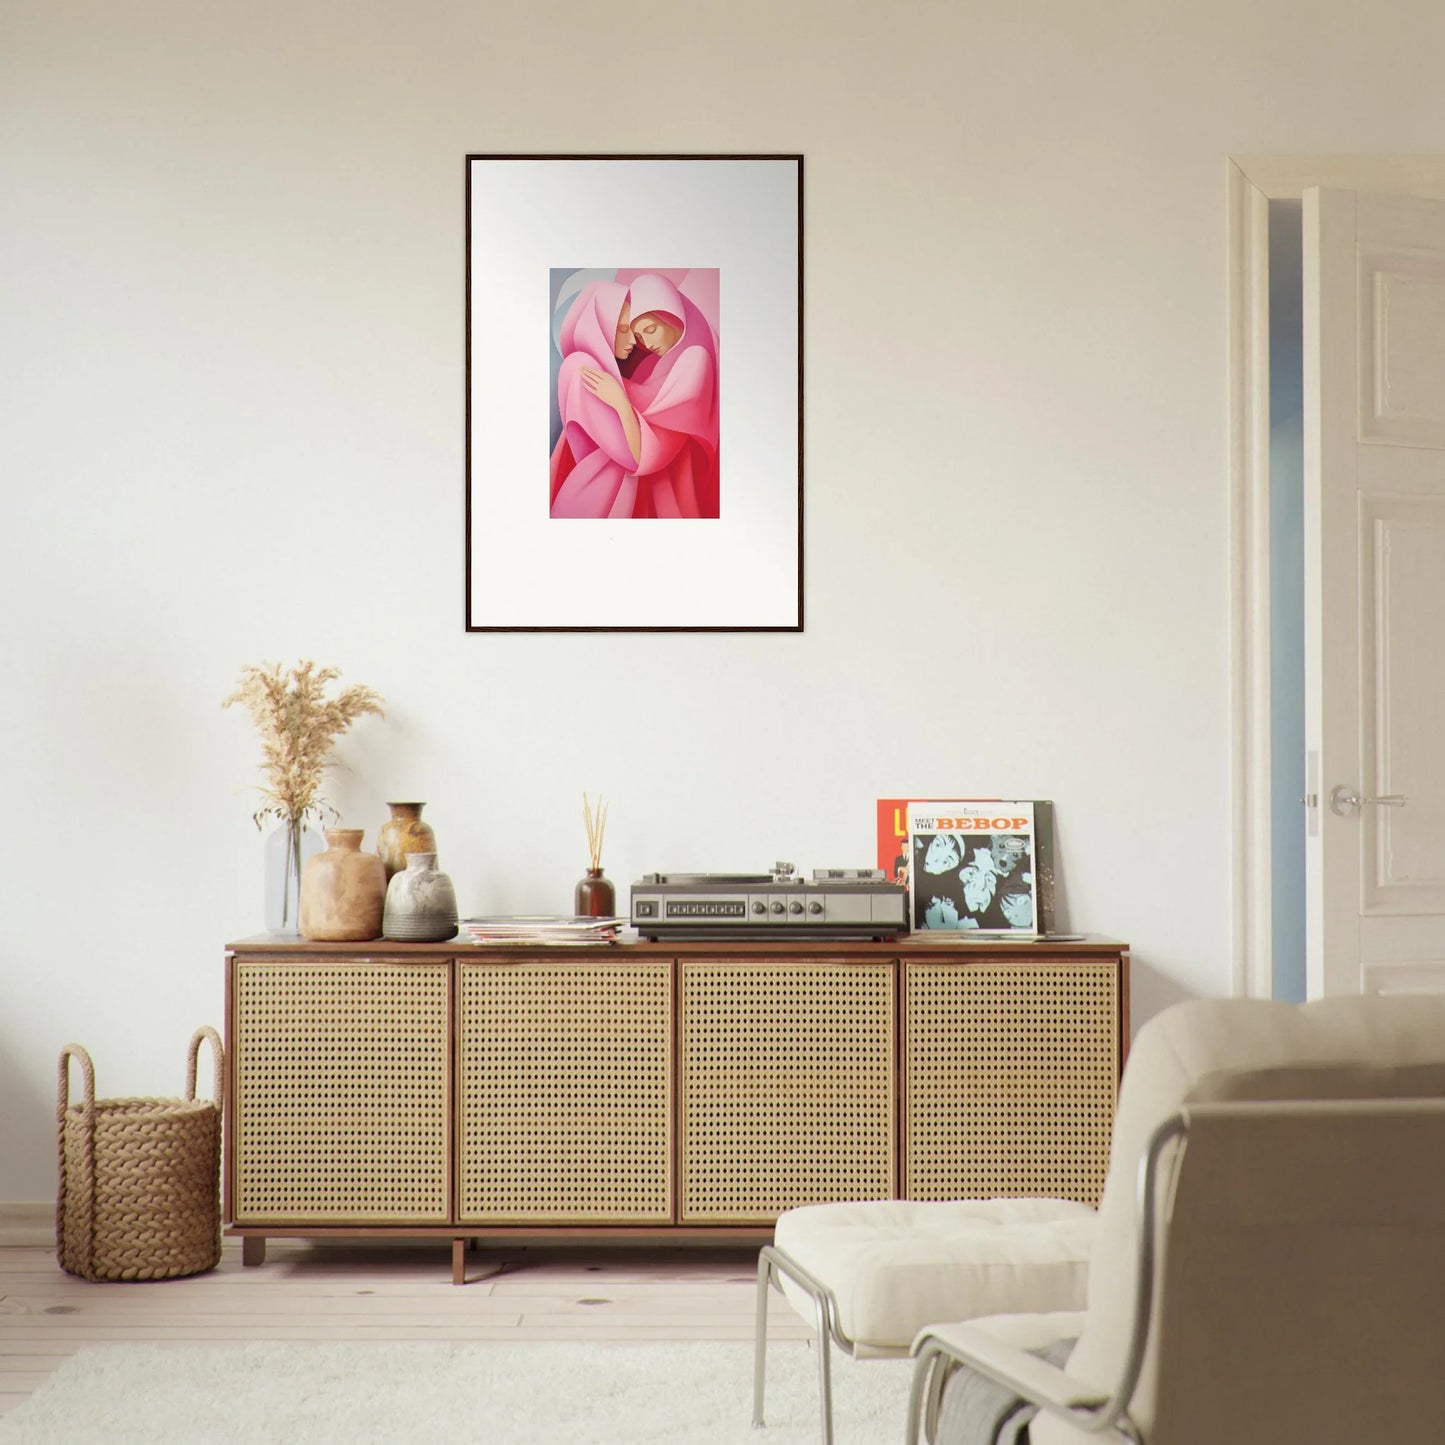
[[465, 153, 803, 633]]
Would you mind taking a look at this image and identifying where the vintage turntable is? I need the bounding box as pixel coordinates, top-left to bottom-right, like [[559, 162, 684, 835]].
[[630, 862, 906, 940]]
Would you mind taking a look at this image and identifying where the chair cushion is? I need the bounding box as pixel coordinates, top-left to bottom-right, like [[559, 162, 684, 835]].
[[773, 1198, 1096, 1355]]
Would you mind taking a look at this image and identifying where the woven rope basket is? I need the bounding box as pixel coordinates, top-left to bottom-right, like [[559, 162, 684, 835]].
[[56, 1026, 223, 1282]]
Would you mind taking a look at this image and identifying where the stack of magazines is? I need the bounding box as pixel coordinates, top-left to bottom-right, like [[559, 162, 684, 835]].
[[459, 915, 627, 945]]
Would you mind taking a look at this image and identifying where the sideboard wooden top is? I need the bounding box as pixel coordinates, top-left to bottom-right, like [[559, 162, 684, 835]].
[[227, 932, 1127, 958]]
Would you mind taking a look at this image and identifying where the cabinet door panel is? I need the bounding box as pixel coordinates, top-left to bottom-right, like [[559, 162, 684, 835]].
[[458, 959, 672, 1223], [232, 959, 450, 1223], [904, 960, 1118, 1205], [680, 959, 895, 1222]]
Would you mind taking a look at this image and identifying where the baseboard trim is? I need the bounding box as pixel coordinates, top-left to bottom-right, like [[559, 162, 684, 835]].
[[0, 1201, 54, 1248]]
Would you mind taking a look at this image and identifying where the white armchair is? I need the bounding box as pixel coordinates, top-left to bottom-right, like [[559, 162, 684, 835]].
[[906, 994, 1445, 1445]]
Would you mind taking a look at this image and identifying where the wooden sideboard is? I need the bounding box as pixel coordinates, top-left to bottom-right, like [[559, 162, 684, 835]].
[[224, 935, 1129, 1282]]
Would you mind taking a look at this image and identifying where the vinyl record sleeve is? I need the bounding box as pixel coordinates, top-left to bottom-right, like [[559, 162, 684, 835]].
[[875, 798, 1055, 934]]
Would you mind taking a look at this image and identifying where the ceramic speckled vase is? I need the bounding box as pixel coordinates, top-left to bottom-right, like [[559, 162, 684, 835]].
[[383, 853, 459, 942], [376, 802, 438, 880], [299, 829, 386, 941]]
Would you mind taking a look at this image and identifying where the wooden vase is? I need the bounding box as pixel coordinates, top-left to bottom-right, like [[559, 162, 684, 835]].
[[299, 829, 386, 941]]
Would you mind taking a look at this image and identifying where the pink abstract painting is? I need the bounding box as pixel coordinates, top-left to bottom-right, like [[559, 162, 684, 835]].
[[548, 268, 719, 519]]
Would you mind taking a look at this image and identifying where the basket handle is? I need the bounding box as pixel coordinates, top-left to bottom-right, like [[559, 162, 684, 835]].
[[186, 1026, 224, 1105], [57, 1043, 95, 1124]]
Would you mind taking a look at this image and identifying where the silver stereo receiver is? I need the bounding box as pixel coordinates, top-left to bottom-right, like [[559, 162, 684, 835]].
[[630, 863, 906, 940]]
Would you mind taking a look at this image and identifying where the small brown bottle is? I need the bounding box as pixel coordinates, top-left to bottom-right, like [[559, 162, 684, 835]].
[[574, 868, 616, 917]]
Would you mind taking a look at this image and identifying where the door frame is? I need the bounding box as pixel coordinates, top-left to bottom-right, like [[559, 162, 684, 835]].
[[1226, 156, 1445, 999]]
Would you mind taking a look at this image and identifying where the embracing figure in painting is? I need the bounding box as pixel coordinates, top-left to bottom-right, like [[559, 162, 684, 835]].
[[549, 270, 719, 520]]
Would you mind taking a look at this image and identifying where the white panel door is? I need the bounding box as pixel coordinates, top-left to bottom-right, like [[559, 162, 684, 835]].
[[1305, 187, 1445, 996]]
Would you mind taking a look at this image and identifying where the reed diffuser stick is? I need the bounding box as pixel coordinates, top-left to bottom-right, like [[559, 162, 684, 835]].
[[583, 792, 608, 870]]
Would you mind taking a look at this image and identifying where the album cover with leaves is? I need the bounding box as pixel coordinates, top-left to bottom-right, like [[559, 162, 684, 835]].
[[882, 799, 1055, 934]]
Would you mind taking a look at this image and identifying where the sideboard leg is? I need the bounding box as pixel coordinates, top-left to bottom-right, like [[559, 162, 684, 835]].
[[452, 1237, 466, 1285], [241, 1236, 266, 1268]]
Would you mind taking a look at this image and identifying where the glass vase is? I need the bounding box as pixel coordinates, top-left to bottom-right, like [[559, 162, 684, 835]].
[[263, 819, 322, 935]]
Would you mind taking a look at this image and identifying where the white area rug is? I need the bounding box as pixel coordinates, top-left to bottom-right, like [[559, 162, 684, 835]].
[[0, 1340, 915, 1444]]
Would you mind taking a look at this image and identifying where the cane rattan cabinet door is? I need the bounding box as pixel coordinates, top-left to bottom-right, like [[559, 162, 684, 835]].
[[457, 958, 673, 1223], [904, 959, 1119, 1206], [232, 958, 450, 1224], [679, 958, 895, 1222]]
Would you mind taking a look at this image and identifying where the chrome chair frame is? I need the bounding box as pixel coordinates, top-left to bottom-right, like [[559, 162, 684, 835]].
[[903, 1114, 1188, 1445], [907, 1099, 1445, 1443], [753, 1242, 878, 1445]]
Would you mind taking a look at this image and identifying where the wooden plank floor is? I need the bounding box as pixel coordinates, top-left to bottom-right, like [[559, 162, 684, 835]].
[[0, 1240, 811, 1416]]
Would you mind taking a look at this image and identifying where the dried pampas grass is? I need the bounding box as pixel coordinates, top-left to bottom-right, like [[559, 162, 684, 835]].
[[223, 660, 385, 829]]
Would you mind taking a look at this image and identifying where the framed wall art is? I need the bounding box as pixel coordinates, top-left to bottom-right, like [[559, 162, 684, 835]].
[[465, 154, 803, 632]]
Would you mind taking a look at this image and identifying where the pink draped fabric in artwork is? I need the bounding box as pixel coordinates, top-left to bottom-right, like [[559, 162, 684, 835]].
[[549, 281, 642, 519], [622, 273, 719, 520]]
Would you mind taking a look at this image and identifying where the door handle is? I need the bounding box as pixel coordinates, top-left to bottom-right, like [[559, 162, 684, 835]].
[[1329, 785, 1408, 816]]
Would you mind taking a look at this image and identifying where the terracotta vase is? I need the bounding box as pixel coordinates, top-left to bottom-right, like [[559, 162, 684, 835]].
[[376, 802, 438, 880], [383, 853, 460, 942], [574, 867, 616, 918], [299, 829, 386, 941]]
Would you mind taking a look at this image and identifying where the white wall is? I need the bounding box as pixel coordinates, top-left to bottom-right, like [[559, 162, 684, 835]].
[[4, 0, 1443, 1201]]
